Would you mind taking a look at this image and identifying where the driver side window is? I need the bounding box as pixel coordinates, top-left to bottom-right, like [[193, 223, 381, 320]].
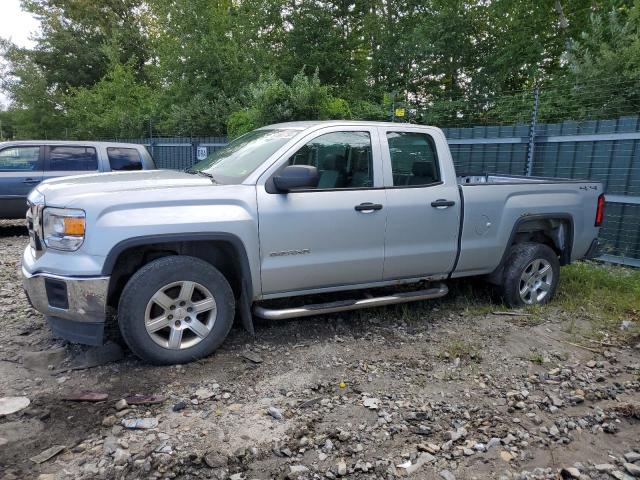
[[286, 131, 373, 189]]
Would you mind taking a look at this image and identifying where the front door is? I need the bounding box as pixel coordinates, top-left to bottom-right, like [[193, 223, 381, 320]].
[[257, 127, 387, 295], [380, 128, 461, 279], [0, 145, 43, 219]]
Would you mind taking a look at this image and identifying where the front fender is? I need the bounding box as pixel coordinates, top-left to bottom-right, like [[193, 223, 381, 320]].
[[101, 231, 257, 335], [81, 185, 261, 298]]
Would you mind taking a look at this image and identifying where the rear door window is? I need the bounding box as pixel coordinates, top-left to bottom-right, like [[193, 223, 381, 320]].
[[387, 132, 441, 186], [0, 146, 40, 171], [107, 147, 143, 171], [48, 146, 98, 171]]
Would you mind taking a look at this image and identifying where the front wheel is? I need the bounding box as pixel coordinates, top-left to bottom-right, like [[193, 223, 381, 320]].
[[500, 242, 560, 308], [118, 256, 235, 365]]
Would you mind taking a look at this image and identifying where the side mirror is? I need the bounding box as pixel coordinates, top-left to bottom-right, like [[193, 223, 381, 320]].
[[273, 165, 319, 192]]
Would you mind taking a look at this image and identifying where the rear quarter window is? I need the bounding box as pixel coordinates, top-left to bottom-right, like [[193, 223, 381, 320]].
[[107, 147, 143, 171]]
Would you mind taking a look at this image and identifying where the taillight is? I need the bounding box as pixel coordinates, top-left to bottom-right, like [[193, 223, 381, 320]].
[[595, 193, 605, 227]]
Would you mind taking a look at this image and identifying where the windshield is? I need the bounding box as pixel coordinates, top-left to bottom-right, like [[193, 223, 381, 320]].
[[189, 129, 299, 183]]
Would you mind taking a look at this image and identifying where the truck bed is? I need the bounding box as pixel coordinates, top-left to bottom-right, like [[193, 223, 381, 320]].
[[457, 173, 588, 185], [452, 174, 602, 279]]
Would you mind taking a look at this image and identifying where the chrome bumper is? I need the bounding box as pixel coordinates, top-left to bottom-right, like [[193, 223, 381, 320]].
[[22, 266, 109, 324]]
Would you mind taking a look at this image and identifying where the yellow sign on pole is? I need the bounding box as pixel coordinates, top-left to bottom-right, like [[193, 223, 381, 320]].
[[394, 107, 406, 117]]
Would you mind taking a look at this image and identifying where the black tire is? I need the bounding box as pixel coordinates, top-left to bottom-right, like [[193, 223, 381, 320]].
[[118, 255, 235, 365], [500, 242, 560, 308]]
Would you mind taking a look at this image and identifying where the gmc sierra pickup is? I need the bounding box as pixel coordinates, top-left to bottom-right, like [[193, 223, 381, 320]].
[[22, 121, 604, 364]]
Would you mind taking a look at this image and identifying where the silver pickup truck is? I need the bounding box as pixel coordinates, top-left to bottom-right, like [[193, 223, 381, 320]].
[[22, 121, 604, 364]]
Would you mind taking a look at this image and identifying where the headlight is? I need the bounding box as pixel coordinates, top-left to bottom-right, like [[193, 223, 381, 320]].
[[43, 207, 86, 251]]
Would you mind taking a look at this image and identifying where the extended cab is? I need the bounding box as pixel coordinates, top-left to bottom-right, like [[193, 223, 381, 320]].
[[22, 122, 604, 364]]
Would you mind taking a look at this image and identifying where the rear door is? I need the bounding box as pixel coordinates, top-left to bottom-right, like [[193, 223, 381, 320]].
[[0, 145, 43, 219], [257, 126, 387, 295], [379, 127, 461, 279], [43, 145, 100, 181]]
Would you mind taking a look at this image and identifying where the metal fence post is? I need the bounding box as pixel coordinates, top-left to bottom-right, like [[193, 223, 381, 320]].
[[148, 119, 156, 160], [190, 136, 194, 169], [526, 86, 540, 176]]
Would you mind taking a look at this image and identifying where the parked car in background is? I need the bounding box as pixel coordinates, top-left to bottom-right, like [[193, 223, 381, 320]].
[[21, 121, 603, 365], [0, 141, 156, 219]]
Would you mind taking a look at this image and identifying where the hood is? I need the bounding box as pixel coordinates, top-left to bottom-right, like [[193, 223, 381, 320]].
[[37, 170, 214, 206]]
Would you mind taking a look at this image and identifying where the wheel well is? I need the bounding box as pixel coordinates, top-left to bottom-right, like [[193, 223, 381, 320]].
[[511, 217, 571, 265], [106, 240, 243, 309], [486, 216, 572, 285]]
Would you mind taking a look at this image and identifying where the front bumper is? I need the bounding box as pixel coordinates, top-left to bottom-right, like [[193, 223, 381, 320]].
[[22, 266, 110, 345]]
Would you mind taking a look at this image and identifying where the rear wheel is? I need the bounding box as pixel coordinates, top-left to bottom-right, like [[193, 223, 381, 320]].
[[118, 255, 235, 365], [500, 242, 560, 308]]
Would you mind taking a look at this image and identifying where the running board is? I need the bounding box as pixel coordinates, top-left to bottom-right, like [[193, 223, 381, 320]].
[[253, 283, 449, 320]]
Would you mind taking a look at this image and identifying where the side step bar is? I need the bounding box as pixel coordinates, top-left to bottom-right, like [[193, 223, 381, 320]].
[[253, 283, 449, 320]]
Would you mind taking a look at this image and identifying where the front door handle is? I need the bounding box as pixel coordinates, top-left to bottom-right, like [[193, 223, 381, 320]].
[[431, 199, 455, 208], [355, 202, 383, 212], [22, 178, 40, 184]]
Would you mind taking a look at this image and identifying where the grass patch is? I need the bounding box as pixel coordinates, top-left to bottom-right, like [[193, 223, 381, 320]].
[[408, 261, 639, 344], [436, 261, 640, 343], [438, 339, 482, 363], [529, 353, 545, 365], [552, 261, 640, 342]]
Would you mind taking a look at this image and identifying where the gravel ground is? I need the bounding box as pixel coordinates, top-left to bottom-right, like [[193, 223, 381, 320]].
[[0, 219, 639, 480]]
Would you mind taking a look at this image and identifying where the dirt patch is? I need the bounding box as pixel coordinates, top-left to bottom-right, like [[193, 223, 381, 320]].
[[0, 219, 639, 480]]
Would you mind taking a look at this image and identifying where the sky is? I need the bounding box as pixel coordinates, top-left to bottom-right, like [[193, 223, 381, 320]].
[[0, 0, 41, 106]]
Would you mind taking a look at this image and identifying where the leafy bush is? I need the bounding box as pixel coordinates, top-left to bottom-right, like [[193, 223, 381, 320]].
[[350, 100, 388, 121], [226, 110, 257, 139], [321, 98, 352, 120], [157, 93, 236, 137], [65, 63, 158, 138], [227, 71, 361, 134]]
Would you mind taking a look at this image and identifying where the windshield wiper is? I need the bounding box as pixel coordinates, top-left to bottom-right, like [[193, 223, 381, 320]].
[[185, 168, 218, 184]]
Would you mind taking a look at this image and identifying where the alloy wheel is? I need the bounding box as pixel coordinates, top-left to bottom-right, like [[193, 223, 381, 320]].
[[144, 280, 217, 350], [518, 258, 553, 304]]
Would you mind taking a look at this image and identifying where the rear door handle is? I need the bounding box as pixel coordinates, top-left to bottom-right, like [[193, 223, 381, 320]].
[[355, 202, 383, 212], [431, 199, 455, 208], [22, 178, 40, 184]]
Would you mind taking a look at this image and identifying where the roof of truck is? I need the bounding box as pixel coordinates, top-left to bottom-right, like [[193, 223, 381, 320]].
[[260, 120, 434, 130]]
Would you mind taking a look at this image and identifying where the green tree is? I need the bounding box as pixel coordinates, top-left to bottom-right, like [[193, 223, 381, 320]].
[[1, 0, 152, 137], [278, 0, 367, 89], [21, 0, 151, 93], [0, 108, 17, 140], [149, 0, 254, 129], [1, 39, 66, 138], [2, 0, 640, 137], [65, 62, 159, 139], [559, 3, 640, 120]]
